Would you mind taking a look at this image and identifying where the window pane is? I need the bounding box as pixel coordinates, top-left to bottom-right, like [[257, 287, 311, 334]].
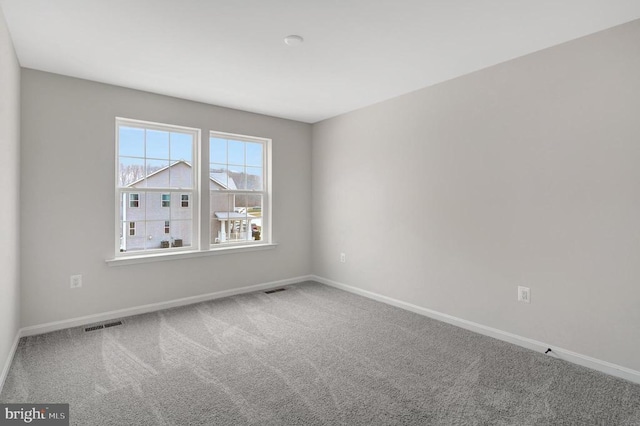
[[119, 157, 146, 187], [228, 140, 244, 165], [246, 142, 263, 167], [170, 132, 193, 162], [210, 192, 233, 217], [248, 194, 263, 241], [210, 192, 234, 243], [146, 160, 170, 187], [145, 221, 167, 249], [210, 192, 262, 243], [172, 194, 192, 220], [121, 220, 145, 252], [246, 167, 263, 191], [169, 161, 193, 188], [117, 201, 194, 250], [231, 195, 249, 241], [229, 165, 246, 190], [210, 165, 228, 190], [146, 193, 170, 221], [119, 127, 144, 158], [119, 192, 148, 253], [210, 137, 227, 164], [146, 130, 169, 159], [234, 195, 249, 219], [170, 220, 192, 248], [121, 192, 146, 221]]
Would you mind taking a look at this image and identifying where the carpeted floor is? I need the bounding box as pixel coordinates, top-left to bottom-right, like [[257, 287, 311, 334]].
[[1, 281, 639, 425]]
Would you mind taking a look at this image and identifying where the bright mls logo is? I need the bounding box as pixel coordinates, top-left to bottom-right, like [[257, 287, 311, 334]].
[[0, 404, 68, 425]]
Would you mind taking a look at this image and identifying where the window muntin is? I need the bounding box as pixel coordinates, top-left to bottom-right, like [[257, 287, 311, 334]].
[[210, 132, 268, 246], [117, 118, 198, 255]]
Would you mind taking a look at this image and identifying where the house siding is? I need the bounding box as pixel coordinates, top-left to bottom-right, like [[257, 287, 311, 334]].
[[123, 161, 245, 251]]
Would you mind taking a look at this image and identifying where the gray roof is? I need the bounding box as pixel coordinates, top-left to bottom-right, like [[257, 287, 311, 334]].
[[126, 161, 237, 190], [210, 172, 237, 190]]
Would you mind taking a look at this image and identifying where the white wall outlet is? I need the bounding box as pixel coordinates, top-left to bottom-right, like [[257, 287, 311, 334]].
[[70, 274, 82, 289], [340, 253, 346, 263], [518, 286, 530, 303]]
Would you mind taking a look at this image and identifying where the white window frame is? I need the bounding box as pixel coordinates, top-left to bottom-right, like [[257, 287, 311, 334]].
[[110, 119, 275, 265], [209, 131, 271, 248], [115, 118, 200, 257], [129, 221, 136, 236], [181, 194, 189, 208], [161, 193, 171, 208], [164, 220, 170, 234]]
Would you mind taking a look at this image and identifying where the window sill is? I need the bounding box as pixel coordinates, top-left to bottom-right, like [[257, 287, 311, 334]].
[[106, 243, 278, 267]]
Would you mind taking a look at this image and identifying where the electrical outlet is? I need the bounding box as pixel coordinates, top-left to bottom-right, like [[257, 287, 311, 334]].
[[70, 274, 82, 289], [340, 253, 346, 263], [517, 286, 530, 303]]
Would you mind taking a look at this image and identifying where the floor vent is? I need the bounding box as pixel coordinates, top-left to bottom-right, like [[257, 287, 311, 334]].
[[85, 320, 124, 332], [265, 288, 286, 294]]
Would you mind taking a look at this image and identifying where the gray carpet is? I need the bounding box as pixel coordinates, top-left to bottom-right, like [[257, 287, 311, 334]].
[[1, 281, 639, 425]]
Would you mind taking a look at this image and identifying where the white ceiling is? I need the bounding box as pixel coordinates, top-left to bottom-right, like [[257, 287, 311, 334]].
[[1, 1, 639, 123]]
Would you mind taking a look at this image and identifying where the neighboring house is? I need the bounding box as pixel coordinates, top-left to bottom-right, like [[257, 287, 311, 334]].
[[209, 170, 262, 244], [120, 161, 257, 252]]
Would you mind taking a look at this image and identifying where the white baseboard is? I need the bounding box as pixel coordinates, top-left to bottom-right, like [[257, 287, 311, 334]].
[[0, 331, 21, 394], [20, 275, 313, 338], [311, 275, 640, 385]]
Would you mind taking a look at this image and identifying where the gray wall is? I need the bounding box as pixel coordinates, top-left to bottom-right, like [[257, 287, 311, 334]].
[[312, 20, 640, 371], [0, 8, 20, 375], [20, 69, 312, 327]]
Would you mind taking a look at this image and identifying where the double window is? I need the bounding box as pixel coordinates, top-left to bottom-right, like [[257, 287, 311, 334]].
[[116, 118, 270, 256]]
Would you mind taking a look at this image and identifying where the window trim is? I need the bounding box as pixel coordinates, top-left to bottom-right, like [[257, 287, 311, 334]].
[[181, 194, 189, 208]]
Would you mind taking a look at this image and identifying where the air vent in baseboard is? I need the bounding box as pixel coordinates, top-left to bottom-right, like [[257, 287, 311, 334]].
[[85, 320, 124, 332], [265, 288, 286, 294]]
